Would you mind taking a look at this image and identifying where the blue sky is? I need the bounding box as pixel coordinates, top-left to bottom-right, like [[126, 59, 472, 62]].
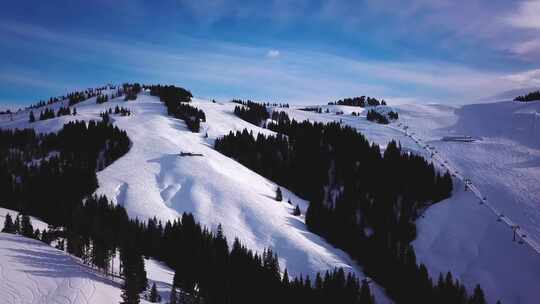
[[1, 0, 540, 108]]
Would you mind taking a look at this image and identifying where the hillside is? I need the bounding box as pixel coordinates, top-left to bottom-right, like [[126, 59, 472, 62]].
[[0, 91, 389, 303], [0, 207, 175, 304], [277, 101, 540, 303], [1, 90, 540, 303]]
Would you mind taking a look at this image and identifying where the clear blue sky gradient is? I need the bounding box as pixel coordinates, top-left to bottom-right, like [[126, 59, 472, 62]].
[[1, 0, 539, 108]]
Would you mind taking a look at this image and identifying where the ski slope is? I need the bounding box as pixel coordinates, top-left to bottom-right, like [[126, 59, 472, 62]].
[[3, 89, 539, 303], [0, 232, 122, 304], [0, 207, 176, 304], [279, 101, 540, 304], [0, 92, 389, 303]]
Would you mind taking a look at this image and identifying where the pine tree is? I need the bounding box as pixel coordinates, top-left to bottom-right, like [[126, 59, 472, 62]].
[[169, 286, 179, 304], [469, 284, 486, 304], [282, 269, 290, 287], [56, 240, 65, 251], [20, 214, 34, 238], [359, 280, 374, 304], [120, 244, 147, 304], [148, 282, 160, 303], [293, 205, 301, 216], [13, 214, 21, 234], [41, 229, 51, 244], [29, 111, 35, 123], [276, 187, 283, 202], [2, 213, 15, 233], [121, 272, 141, 304]]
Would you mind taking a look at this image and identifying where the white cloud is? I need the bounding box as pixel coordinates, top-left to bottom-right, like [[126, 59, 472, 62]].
[[510, 38, 540, 56], [503, 69, 540, 87], [3, 21, 540, 105], [504, 1, 540, 29], [266, 49, 280, 58]]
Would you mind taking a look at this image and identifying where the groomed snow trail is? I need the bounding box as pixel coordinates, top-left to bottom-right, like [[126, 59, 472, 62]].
[[389, 123, 540, 254]]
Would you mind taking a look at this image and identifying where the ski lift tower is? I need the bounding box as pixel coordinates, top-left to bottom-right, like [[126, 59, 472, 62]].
[[512, 225, 520, 242]]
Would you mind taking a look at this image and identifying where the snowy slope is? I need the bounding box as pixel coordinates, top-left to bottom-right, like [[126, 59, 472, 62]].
[[4, 89, 539, 303], [0, 208, 49, 232], [0, 93, 389, 303], [280, 102, 540, 303], [398, 101, 540, 304], [0, 205, 176, 304], [0, 232, 176, 304], [0, 232, 123, 304]]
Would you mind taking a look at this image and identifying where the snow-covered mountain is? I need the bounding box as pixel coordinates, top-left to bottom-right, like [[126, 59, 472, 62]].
[[1, 90, 539, 303], [0, 92, 390, 303], [280, 101, 540, 303]]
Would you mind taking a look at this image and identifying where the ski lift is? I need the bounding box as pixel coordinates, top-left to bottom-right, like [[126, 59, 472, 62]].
[[497, 215, 503, 222]]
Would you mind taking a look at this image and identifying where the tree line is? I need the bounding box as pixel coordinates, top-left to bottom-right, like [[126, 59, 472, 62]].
[[123, 83, 142, 101], [232, 99, 270, 126], [0, 120, 130, 225], [0, 119, 377, 304], [29, 106, 76, 123], [148, 84, 206, 132], [329, 96, 386, 107], [97, 94, 110, 104], [366, 110, 398, 124], [100, 106, 132, 119], [215, 114, 489, 303], [514, 90, 540, 102], [25, 86, 111, 110]]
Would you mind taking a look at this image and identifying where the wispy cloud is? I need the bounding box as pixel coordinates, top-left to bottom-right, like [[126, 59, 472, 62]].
[[503, 69, 540, 87], [0, 69, 68, 91], [510, 38, 540, 56], [1, 20, 538, 105], [504, 1, 540, 29]]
